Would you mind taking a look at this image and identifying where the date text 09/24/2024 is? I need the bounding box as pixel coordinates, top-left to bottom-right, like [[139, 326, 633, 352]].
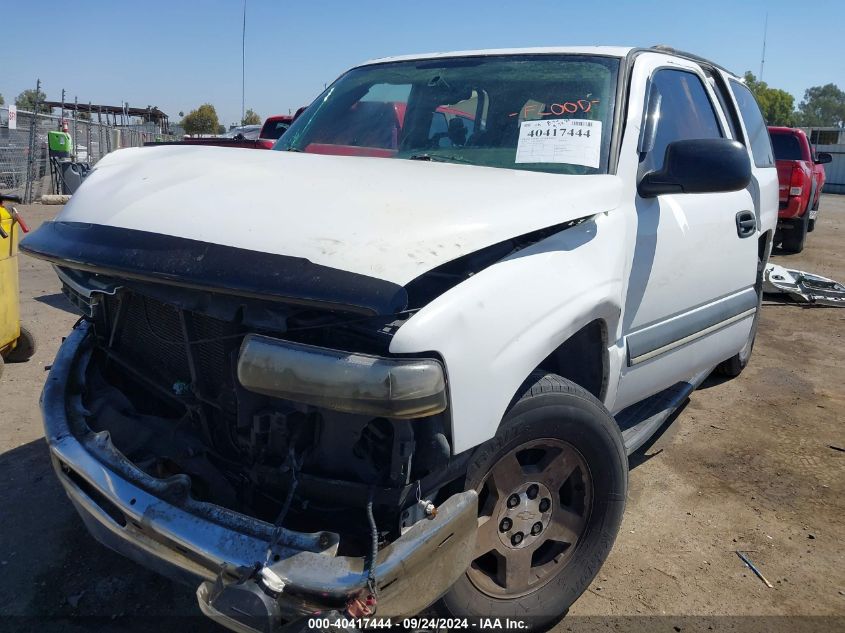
[[305, 618, 530, 629]]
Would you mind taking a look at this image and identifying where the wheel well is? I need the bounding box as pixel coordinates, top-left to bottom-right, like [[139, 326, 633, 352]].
[[758, 230, 772, 264], [535, 320, 608, 402]]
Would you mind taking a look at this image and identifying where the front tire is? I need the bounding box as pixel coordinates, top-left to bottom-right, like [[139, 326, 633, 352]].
[[437, 373, 627, 630]]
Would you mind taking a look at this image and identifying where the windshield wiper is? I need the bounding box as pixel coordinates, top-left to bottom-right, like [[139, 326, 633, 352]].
[[408, 153, 473, 164]]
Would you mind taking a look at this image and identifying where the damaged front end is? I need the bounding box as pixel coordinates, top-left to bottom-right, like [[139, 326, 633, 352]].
[[36, 252, 478, 631]]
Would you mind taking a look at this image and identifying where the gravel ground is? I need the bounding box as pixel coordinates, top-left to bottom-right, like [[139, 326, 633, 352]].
[[1, 198, 843, 632]]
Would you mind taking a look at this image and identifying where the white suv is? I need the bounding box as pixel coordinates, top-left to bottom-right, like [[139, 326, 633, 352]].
[[23, 45, 777, 631]]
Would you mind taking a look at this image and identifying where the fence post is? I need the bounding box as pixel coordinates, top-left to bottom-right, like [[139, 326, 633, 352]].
[[23, 113, 34, 203], [87, 102, 92, 163], [73, 96, 78, 162], [23, 79, 41, 203]]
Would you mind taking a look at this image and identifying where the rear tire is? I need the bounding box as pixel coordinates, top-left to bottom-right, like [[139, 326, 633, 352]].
[[780, 209, 810, 254], [717, 238, 768, 378], [437, 372, 627, 630], [807, 219, 816, 233], [716, 297, 759, 377], [6, 326, 36, 362]]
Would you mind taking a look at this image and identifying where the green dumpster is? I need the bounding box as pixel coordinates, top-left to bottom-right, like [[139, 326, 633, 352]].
[[48, 131, 73, 158]]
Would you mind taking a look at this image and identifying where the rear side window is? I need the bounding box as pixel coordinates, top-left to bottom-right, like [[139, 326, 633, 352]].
[[729, 81, 774, 167], [770, 133, 802, 161], [640, 69, 723, 171], [705, 71, 743, 142]]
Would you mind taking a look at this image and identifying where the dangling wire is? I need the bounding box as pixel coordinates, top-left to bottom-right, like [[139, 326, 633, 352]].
[[364, 488, 379, 608], [264, 429, 303, 564]]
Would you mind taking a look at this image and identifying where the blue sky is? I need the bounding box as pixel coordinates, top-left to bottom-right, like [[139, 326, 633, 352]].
[[5, 0, 844, 126]]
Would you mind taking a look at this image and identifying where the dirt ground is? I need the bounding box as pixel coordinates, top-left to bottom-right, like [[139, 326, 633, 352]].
[[1, 198, 843, 632]]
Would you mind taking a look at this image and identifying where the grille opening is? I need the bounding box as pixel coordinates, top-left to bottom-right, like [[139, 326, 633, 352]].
[[61, 461, 127, 527], [99, 292, 244, 419]]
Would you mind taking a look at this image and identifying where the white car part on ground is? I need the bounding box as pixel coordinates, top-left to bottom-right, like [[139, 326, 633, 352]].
[[763, 263, 845, 306]]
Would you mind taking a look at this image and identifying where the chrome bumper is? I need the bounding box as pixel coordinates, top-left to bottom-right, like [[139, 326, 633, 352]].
[[42, 321, 477, 628]]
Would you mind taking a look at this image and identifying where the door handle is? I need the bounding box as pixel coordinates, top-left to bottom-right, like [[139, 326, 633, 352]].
[[735, 210, 756, 238]]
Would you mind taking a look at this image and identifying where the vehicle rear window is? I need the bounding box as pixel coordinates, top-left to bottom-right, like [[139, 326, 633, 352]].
[[261, 121, 290, 140], [770, 133, 802, 161], [729, 81, 775, 167]]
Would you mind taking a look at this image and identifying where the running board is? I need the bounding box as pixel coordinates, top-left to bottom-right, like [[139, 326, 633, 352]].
[[615, 369, 712, 455]]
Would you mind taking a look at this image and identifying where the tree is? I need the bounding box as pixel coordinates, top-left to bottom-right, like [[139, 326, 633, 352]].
[[742, 72, 795, 126], [761, 90, 795, 127], [796, 83, 845, 127], [15, 87, 51, 113], [218, 124, 226, 135], [0, 94, 4, 106], [181, 103, 220, 135], [242, 109, 261, 125]]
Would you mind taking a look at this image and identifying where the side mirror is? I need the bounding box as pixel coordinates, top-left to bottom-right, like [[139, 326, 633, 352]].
[[638, 139, 751, 198], [815, 152, 832, 165]]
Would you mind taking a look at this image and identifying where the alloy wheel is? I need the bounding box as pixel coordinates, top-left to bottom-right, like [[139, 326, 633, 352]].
[[467, 438, 593, 598]]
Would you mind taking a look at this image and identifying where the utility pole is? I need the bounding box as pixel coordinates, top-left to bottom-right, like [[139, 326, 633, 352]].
[[760, 13, 768, 81], [241, 0, 247, 126]]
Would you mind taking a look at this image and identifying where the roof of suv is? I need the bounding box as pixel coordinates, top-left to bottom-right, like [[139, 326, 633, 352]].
[[363, 46, 635, 66], [360, 45, 735, 78]]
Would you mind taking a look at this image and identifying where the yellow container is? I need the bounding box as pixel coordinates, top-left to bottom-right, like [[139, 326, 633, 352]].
[[0, 204, 21, 357], [0, 201, 35, 377]]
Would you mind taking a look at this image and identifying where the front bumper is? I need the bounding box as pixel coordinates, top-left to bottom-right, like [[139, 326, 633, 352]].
[[42, 321, 477, 628]]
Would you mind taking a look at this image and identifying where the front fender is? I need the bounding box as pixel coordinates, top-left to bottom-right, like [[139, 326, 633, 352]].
[[390, 213, 625, 453]]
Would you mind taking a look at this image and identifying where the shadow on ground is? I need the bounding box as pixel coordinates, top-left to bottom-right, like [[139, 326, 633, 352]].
[[33, 293, 80, 316], [0, 439, 219, 632]]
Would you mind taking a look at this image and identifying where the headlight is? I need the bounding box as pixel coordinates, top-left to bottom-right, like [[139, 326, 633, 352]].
[[236, 334, 447, 419]]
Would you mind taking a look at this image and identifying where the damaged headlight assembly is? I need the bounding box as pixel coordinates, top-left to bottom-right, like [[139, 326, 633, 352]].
[[237, 334, 448, 418]]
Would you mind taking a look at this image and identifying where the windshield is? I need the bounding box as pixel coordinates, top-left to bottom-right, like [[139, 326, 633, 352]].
[[276, 54, 620, 175]]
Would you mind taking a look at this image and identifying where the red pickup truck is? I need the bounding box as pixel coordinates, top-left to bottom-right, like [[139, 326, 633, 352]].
[[257, 115, 293, 147], [768, 126, 832, 253], [145, 115, 295, 151]]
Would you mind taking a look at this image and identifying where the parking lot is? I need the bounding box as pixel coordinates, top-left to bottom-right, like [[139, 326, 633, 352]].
[[1, 196, 843, 632]]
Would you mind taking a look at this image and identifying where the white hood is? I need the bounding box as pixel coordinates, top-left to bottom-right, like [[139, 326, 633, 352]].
[[58, 145, 622, 286]]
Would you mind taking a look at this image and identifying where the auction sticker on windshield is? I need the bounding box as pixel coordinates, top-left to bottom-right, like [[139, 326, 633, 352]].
[[515, 119, 601, 168]]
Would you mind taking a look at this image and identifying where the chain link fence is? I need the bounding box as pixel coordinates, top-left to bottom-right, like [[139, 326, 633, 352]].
[[1, 106, 174, 202]]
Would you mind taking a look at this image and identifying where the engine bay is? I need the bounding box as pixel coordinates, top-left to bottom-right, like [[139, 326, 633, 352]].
[[75, 277, 464, 556]]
